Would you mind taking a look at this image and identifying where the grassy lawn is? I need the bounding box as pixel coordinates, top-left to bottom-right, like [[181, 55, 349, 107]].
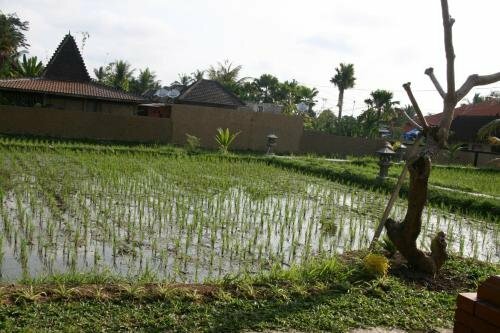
[[0, 255, 498, 332], [292, 155, 499, 197]]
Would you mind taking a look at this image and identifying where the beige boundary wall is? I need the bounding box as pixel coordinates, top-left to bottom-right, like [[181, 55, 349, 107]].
[[0, 105, 172, 143], [300, 130, 386, 157], [170, 104, 303, 153], [1, 105, 406, 159]]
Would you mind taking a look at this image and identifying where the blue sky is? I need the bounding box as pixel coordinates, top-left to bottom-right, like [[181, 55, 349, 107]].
[[2, 0, 499, 116]]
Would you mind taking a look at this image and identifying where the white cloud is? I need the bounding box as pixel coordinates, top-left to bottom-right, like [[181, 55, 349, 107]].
[[2, 0, 499, 115]]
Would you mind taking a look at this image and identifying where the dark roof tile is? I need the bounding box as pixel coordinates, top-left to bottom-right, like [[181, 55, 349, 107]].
[[176, 79, 245, 108], [42, 34, 91, 82]]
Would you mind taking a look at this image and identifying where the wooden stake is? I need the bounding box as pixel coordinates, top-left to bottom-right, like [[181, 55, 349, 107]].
[[369, 136, 423, 249]]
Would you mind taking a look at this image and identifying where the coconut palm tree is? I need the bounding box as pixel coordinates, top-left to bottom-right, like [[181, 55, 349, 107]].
[[93, 66, 107, 83], [296, 85, 319, 116], [130, 68, 160, 95], [191, 69, 205, 81], [364, 89, 399, 121], [13, 54, 43, 77], [107, 60, 134, 91], [207, 60, 249, 92], [330, 63, 356, 121], [173, 73, 193, 86]]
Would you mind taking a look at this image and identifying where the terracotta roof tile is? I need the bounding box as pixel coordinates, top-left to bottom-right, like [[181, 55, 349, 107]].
[[404, 101, 500, 131], [425, 101, 500, 126], [0, 78, 144, 103]]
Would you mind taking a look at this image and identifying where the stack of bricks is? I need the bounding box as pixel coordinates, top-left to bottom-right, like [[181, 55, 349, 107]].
[[454, 275, 500, 333]]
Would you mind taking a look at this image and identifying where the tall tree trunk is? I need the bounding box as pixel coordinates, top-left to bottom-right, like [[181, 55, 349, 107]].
[[376, 107, 382, 122], [385, 150, 447, 275], [377, 0, 500, 276], [337, 88, 344, 121]]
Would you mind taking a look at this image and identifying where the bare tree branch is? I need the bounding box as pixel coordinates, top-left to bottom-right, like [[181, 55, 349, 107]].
[[424, 67, 445, 98], [401, 109, 423, 130], [455, 72, 500, 101], [402, 83, 429, 131], [441, 0, 456, 100]]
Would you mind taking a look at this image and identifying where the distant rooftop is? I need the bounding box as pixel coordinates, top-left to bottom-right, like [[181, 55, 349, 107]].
[[0, 34, 144, 104], [176, 79, 245, 108], [42, 34, 91, 82]]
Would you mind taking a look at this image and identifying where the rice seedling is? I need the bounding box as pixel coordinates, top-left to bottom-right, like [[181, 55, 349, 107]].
[[0, 138, 497, 283]]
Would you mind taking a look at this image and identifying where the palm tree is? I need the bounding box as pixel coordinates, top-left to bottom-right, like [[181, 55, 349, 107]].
[[191, 69, 205, 81], [13, 54, 43, 77], [364, 89, 399, 121], [0, 12, 29, 78], [207, 60, 248, 90], [173, 73, 193, 86], [296, 85, 319, 116], [330, 63, 356, 121], [130, 68, 160, 95], [93, 66, 107, 83], [107, 60, 134, 91]]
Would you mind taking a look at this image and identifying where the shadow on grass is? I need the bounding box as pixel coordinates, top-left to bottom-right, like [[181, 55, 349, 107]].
[[207, 289, 344, 333]]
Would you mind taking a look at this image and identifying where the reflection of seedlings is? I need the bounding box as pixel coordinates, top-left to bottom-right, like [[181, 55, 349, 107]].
[[0, 141, 497, 283]]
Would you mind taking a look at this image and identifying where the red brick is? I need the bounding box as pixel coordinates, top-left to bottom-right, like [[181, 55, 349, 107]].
[[453, 322, 472, 333], [454, 309, 499, 333], [456, 293, 477, 314], [478, 282, 500, 308], [475, 300, 500, 327]]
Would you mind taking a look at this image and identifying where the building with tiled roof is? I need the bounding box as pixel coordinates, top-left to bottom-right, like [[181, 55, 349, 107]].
[[0, 34, 144, 114], [141, 79, 245, 110], [175, 79, 245, 109], [404, 101, 500, 143]]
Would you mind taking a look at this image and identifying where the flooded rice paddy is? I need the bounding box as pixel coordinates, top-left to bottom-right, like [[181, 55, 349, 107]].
[[0, 148, 498, 282]]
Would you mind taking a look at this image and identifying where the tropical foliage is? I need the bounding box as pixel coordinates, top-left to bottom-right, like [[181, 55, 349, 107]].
[[0, 12, 29, 78], [207, 59, 248, 91], [477, 118, 500, 145], [364, 89, 399, 121], [93, 61, 160, 95], [215, 127, 240, 154], [12, 54, 44, 77], [104, 60, 135, 91], [330, 63, 356, 120], [129, 68, 161, 95]]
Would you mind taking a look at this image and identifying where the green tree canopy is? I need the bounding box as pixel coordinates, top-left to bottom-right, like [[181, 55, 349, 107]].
[[364, 89, 399, 121], [93, 60, 135, 91], [0, 12, 29, 78], [130, 68, 161, 95], [313, 109, 337, 133]]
